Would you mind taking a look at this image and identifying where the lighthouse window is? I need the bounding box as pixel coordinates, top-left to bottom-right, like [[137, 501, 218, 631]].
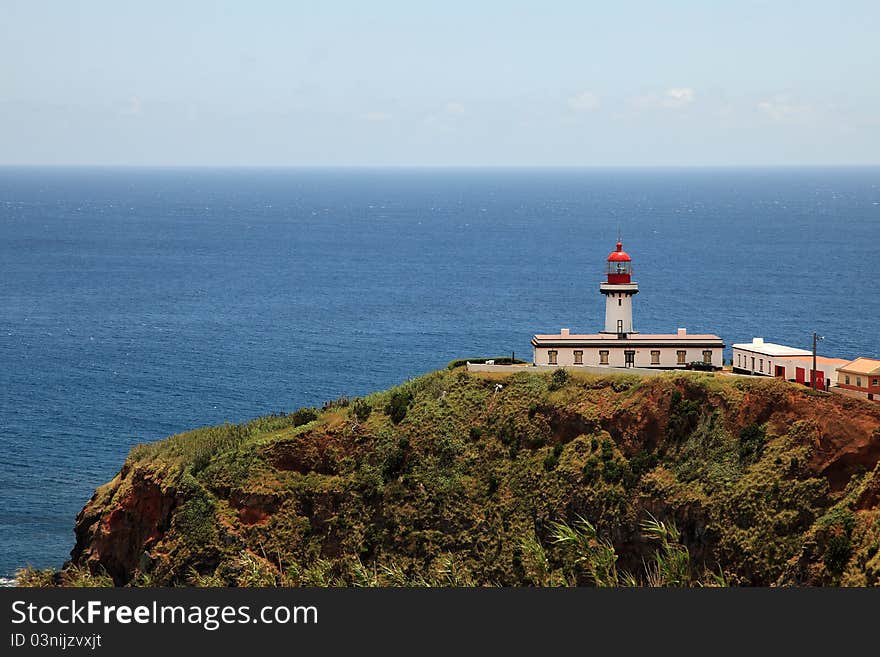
[[703, 350, 713, 365], [676, 350, 686, 365], [599, 350, 609, 365], [651, 350, 660, 365], [574, 350, 583, 365], [618, 298, 622, 306], [548, 350, 558, 365]]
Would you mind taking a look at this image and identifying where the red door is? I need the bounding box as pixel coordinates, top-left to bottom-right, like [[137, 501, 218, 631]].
[[813, 370, 824, 389], [795, 367, 806, 384]]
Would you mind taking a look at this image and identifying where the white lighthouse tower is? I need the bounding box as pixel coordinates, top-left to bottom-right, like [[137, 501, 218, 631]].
[[599, 241, 638, 335]]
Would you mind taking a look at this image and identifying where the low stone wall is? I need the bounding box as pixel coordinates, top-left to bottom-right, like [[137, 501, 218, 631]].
[[465, 363, 670, 376]]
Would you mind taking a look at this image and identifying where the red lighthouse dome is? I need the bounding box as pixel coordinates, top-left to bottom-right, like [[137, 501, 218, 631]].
[[606, 241, 632, 283]]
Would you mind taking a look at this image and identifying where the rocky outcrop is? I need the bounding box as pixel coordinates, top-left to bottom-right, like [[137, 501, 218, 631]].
[[70, 464, 178, 585]]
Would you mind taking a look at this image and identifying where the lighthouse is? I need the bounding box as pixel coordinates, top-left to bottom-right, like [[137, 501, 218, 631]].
[[529, 240, 724, 370], [600, 241, 638, 335]]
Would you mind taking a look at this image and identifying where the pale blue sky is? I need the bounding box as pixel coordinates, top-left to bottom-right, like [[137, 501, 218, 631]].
[[1, 1, 878, 166]]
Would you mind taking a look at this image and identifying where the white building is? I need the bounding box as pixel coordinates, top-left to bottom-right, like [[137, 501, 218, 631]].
[[532, 242, 724, 369], [731, 337, 848, 390]]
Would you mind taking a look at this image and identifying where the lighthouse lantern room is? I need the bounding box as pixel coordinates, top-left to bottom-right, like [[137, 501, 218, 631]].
[[600, 242, 639, 335]]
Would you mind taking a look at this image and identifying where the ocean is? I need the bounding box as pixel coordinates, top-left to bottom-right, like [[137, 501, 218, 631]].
[[1, 166, 878, 578]]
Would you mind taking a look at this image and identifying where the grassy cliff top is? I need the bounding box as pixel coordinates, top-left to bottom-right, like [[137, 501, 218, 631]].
[[22, 368, 880, 587]]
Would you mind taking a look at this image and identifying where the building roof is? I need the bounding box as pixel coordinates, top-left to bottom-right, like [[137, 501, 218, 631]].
[[533, 332, 723, 345], [786, 355, 850, 367], [731, 338, 811, 357], [607, 242, 631, 262], [837, 358, 880, 375]]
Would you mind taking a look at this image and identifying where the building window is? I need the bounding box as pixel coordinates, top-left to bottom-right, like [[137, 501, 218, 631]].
[[857, 377, 862, 387], [703, 350, 713, 365], [574, 350, 583, 365], [759, 358, 763, 372], [548, 350, 558, 365], [677, 350, 686, 365], [599, 350, 609, 365], [651, 350, 660, 365], [845, 375, 851, 385], [737, 354, 741, 367], [873, 378, 879, 387], [624, 350, 635, 367]]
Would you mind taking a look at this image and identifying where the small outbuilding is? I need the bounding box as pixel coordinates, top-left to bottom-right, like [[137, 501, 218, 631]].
[[731, 337, 846, 390], [836, 358, 880, 402]]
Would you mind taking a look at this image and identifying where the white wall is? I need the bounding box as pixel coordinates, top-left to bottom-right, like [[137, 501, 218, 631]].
[[603, 291, 635, 333], [732, 347, 839, 386], [534, 344, 723, 369]]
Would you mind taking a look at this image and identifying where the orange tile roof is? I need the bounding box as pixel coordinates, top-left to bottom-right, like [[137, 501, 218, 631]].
[[837, 358, 880, 375]]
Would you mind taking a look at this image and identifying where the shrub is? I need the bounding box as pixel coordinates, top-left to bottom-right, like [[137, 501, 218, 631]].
[[738, 423, 767, 464], [824, 533, 853, 575], [290, 407, 319, 427], [603, 459, 623, 483], [384, 390, 413, 424], [543, 445, 564, 471], [666, 390, 702, 441], [497, 418, 520, 455], [549, 368, 569, 391], [630, 449, 659, 477], [582, 456, 600, 481], [469, 426, 483, 441], [352, 399, 372, 423], [600, 438, 615, 462], [382, 437, 410, 480], [172, 488, 217, 549]]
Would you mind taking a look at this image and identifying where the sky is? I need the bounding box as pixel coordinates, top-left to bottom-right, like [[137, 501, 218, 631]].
[[1, 0, 878, 166]]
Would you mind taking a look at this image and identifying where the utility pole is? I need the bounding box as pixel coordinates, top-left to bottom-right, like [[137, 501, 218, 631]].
[[812, 332, 824, 390]]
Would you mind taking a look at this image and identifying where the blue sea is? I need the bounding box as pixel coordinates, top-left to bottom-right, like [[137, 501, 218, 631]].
[[1, 167, 878, 578]]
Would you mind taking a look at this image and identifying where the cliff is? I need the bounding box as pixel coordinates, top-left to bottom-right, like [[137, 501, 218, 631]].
[[34, 369, 880, 586]]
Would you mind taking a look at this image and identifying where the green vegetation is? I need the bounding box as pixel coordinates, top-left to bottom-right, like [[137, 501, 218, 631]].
[[35, 368, 880, 587]]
